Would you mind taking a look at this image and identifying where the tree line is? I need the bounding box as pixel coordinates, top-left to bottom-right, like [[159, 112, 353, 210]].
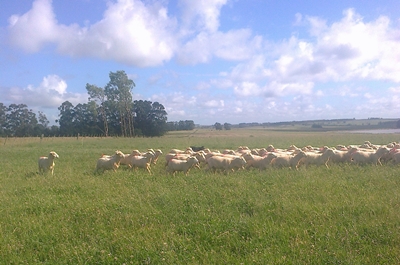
[[0, 71, 196, 137]]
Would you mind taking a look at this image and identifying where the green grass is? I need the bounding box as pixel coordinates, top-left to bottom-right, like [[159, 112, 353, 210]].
[[1, 130, 400, 264]]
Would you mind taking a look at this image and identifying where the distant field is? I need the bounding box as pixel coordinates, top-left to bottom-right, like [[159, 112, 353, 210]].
[[1, 129, 400, 264]]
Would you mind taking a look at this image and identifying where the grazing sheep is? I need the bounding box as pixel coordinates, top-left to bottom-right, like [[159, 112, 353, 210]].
[[38, 151, 59, 175], [167, 157, 199, 176], [96, 150, 125, 172]]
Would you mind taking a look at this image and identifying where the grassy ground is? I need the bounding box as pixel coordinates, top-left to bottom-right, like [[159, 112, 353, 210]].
[[1, 129, 400, 264]]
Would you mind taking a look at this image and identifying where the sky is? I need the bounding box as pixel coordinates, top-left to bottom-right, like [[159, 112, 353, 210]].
[[1, 0, 400, 126]]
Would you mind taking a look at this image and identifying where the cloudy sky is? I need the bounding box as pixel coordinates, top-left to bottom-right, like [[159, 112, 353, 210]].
[[1, 0, 400, 125]]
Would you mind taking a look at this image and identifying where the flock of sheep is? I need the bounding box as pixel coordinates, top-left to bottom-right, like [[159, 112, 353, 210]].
[[38, 140, 400, 176]]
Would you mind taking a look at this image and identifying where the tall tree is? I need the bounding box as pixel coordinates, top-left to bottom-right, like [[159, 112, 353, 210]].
[[105, 70, 135, 137], [57, 101, 75, 136], [86, 83, 109, 136], [38, 111, 49, 128]]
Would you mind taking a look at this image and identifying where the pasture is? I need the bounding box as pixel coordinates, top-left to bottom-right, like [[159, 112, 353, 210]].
[[1, 129, 400, 264]]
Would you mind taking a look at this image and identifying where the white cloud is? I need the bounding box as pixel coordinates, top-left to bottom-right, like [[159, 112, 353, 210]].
[[179, 0, 227, 33], [8, 0, 177, 67], [3, 75, 86, 108], [177, 29, 261, 64], [7, 0, 59, 52]]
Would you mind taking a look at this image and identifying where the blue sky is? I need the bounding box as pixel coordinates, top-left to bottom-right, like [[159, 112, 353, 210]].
[[1, 0, 400, 125]]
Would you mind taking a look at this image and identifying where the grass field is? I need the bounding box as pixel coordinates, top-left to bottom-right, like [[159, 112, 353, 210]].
[[1, 129, 400, 264]]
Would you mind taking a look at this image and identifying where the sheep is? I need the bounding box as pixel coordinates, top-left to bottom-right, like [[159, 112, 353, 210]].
[[118, 150, 142, 168], [164, 152, 205, 168], [190, 146, 205, 152], [206, 155, 246, 173], [350, 146, 390, 166], [270, 151, 307, 170], [38, 151, 59, 175], [298, 148, 335, 168], [129, 152, 155, 174], [243, 153, 277, 170], [166, 157, 199, 176], [96, 150, 125, 172], [329, 147, 358, 164], [168, 147, 194, 154], [151, 149, 163, 164]]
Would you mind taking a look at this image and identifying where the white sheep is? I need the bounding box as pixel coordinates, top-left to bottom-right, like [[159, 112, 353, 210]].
[[243, 153, 277, 170], [270, 151, 307, 170], [119, 150, 142, 168], [298, 148, 335, 169], [167, 157, 199, 176], [129, 152, 155, 174], [206, 155, 246, 173], [96, 150, 125, 172], [38, 151, 59, 175], [350, 147, 390, 166], [151, 149, 163, 164]]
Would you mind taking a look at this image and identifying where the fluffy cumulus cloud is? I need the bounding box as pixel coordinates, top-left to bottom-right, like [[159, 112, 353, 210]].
[[8, 0, 177, 67], [3, 75, 86, 108]]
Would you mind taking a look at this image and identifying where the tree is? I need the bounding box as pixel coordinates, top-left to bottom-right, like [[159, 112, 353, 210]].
[[5, 104, 38, 136], [0, 103, 6, 135], [105, 70, 135, 137], [73, 103, 98, 135], [397, 119, 400, 128], [57, 101, 75, 136], [224, 122, 231, 130], [38, 111, 49, 128], [86, 83, 109, 136], [214, 122, 223, 130], [133, 100, 168, 137]]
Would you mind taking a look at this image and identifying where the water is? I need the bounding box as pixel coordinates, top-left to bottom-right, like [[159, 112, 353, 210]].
[[347, 129, 400, 134]]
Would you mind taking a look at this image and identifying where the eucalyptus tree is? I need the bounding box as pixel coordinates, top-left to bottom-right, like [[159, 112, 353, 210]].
[[38, 111, 49, 128], [5, 103, 38, 136], [105, 70, 135, 137], [86, 83, 109, 136]]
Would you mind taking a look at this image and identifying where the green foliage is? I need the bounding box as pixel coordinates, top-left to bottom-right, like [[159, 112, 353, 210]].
[[1, 130, 400, 264]]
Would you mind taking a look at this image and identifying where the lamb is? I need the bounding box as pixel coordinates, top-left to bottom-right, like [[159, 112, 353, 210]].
[[96, 150, 125, 172], [167, 157, 199, 176], [38, 151, 59, 175]]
